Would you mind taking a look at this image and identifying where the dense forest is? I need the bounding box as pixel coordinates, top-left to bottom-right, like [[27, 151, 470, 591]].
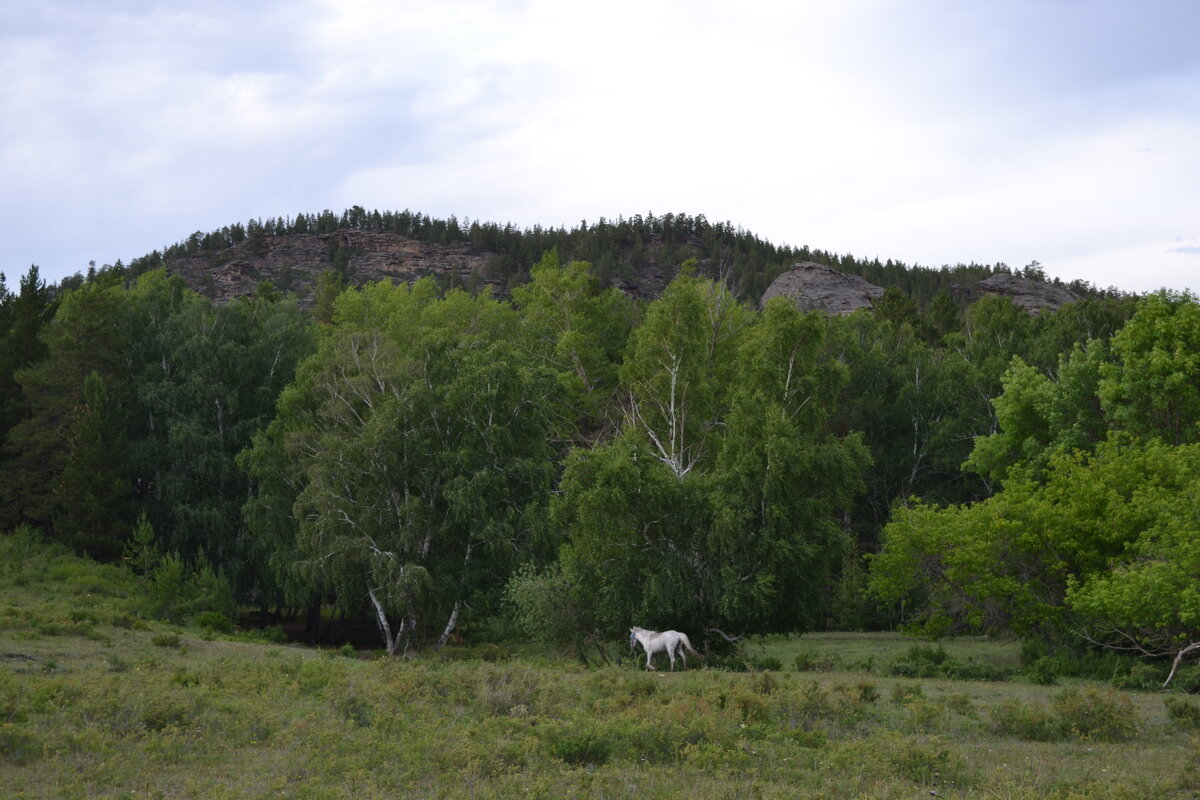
[[8, 209, 1195, 669]]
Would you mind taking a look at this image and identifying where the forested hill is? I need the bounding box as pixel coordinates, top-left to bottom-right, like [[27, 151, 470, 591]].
[[84, 208, 1113, 307], [6, 204, 1179, 661]]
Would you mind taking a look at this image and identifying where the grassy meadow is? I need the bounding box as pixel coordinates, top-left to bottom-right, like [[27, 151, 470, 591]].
[[3, 533, 1200, 799]]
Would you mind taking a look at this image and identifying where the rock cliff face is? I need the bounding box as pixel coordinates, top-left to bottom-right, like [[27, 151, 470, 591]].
[[168, 230, 1083, 318], [759, 262, 885, 315], [168, 231, 496, 305], [975, 273, 1080, 316], [761, 263, 1081, 317]]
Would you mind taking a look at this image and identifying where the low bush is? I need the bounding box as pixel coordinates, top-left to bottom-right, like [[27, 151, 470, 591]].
[[1024, 655, 1060, 685], [888, 644, 1013, 681], [192, 610, 234, 634], [989, 697, 1065, 741], [0, 723, 42, 765], [989, 687, 1139, 742], [1165, 696, 1200, 729], [707, 654, 783, 672], [1053, 687, 1139, 741], [1110, 660, 1167, 690], [541, 719, 615, 765], [872, 732, 974, 789], [794, 650, 840, 672]]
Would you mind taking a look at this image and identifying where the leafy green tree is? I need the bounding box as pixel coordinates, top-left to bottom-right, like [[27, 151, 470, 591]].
[[964, 343, 1109, 485], [710, 299, 870, 630], [555, 431, 712, 633], [1059, 441, 1200, 682], [619, 262, 749, 477], [556, 294, 869, 639], [313, 268, 346, 325], [918, 289, 960, 343], [1099, 290, 1200, 445], [827, 312, 981, 547], [511, 249, 635, 443], [871, 433, 1200, 643], [128, 271, 312, 593], [873, 287, 919, 329], [262, 280, 559, 653]]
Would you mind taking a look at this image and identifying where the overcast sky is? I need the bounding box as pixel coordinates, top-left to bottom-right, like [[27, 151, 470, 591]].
[[2, 0, 1198, 294]]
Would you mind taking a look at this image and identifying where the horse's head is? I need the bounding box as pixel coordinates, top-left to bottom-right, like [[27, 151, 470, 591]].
[[629, 628, 638, 649]]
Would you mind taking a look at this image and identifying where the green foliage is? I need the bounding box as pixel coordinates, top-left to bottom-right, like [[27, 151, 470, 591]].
[[260, 279, 561, 652], [1, 277, 130, 536], [1100, 289, 1200, 444], [503, 563, 590, 645], [511, 250, 635, 441], [128, 272, 313, 596], [886, 645, 1013, 681], [7, 207, 1197, 675], [557, 278, 869, 637], [0, 553, 1185, 800], [1164, 696, 1200, 729], [143, 551, 235, 625], [873, 428, 1200, 650], [964, 344, 1110, 485], [988, 687, 1138, 742], [1052, 687, 1140, 741]]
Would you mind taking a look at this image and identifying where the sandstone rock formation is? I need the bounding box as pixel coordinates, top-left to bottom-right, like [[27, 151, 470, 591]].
[[168, 231, 496, 305], [759, 262, 885, 315], [976, 273, 1079, 316]]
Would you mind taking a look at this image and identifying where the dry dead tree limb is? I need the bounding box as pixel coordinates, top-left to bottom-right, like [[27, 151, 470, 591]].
[[1164, 641, 1200, 688]]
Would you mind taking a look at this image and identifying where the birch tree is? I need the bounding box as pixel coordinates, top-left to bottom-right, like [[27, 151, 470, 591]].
[[268, 279, 558, 654], [619, 262, 748, 478]]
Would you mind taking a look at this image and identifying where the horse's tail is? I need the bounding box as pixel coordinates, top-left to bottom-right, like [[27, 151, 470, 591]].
[[680, 633, 705, 660]]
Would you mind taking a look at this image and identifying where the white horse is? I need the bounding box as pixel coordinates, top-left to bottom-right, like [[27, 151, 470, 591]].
[[629, 626, 704, 671]]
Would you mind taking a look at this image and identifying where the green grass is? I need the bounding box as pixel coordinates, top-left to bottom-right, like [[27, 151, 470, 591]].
[[2, 532, 1198, 798]]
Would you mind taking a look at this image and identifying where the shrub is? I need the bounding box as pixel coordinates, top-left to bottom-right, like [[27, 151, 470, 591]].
[[708, 654, 783, 672], [1172, 665, 1200, 694], [542, 720, 615, 765], [1165, 697, 1200, 729], [888, 644, 1012, 681], [1110, 660, 1166, 691], [988, 698, 1064, 741], [774, 680, 834, 730], [192, 610, 234, 634], [989, 688, 1139, 742], [943, 692, 975, 716], [891, 683, 925, 705], [794, 650, 840, 672], [881, 733, 972, 788], [1053, 687, 1138, 742], [1024, 656, 1060, 685], [151, 633, 182, 649], [504, 563, 590, 645], [0, 724, 42, 765], [144, 551, 235, 625]]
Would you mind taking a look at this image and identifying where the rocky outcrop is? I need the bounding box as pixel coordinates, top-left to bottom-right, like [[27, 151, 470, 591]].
[[976, 273, 1079, 316], [759, 262, 885, 315], [168, 231, 496, 305]]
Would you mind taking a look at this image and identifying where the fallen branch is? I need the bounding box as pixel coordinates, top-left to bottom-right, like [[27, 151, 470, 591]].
[[1164, 641, 1200, 688]]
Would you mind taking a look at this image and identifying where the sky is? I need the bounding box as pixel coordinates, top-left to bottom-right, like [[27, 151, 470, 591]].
[[2, 0, 1198, 295]]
